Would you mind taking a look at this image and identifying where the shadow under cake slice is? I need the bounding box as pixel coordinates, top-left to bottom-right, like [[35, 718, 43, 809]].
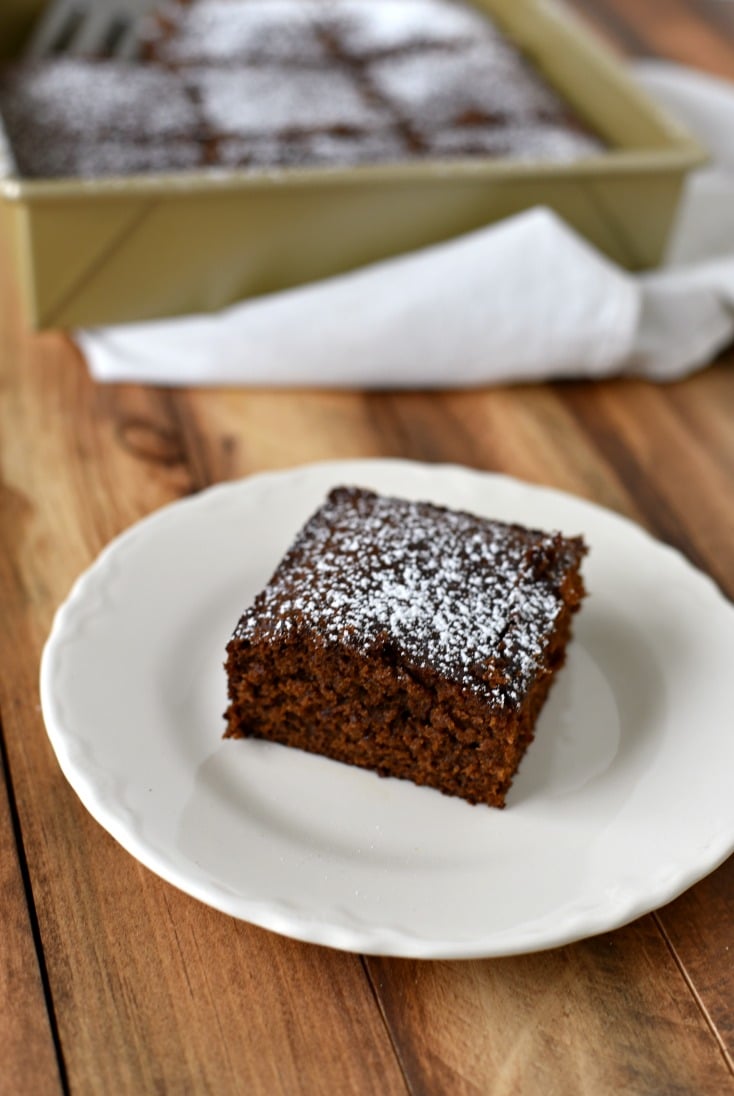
[[224, 486, 587, 808]]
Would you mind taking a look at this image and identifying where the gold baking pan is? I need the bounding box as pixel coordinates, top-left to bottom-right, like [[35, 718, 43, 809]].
[[0, 0, 706, 330]]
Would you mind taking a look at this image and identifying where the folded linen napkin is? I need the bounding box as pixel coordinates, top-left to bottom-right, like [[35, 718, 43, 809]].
[[77, 61, 734, 387]]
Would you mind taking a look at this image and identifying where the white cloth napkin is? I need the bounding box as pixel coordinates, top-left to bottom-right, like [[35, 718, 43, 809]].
[[77, 61, 734, 387]]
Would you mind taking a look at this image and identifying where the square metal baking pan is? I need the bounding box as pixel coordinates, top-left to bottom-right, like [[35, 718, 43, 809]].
[[0, 0, 706, 330]]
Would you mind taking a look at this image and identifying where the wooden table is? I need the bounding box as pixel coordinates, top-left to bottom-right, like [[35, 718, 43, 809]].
[[2, 3, 734, 1093]]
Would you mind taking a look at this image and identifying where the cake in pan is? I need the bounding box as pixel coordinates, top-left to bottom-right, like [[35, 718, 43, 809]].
[[0, 0, 604, 179]]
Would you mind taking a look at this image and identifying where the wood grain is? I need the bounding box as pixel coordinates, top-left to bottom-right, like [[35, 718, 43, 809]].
[[0, 302, 408, 1095], [572, 0, 734, 74], [0, 729, 62, 1096], [607, 0, 734, 75], [367, 919, 734, 1095]]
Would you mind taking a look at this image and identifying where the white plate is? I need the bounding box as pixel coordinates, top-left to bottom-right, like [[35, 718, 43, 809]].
[[40, 459, 734, 958]]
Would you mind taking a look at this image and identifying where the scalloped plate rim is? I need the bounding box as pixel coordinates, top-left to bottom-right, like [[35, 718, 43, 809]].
[[39, 458, 734, 958]]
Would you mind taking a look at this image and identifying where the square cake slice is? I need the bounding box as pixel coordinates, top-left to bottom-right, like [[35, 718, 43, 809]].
[[224, 487, 587, 807]]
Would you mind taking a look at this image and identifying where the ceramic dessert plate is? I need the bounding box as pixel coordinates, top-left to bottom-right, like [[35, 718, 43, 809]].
[[40, 459, 734, 958]]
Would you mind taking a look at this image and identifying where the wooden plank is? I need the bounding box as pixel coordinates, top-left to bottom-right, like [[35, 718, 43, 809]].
[[0, 730, 63, 1096], [10, 365, 729, 1096], [367, 919, 734, 1095], [0, 304, 408, 1094], [567, 0, 652, 56], [693, 0, 734, 42], [558, 366, 734, 1072], [361, 386, 646, 518], [559, 373, 734, 592], [578, 0, 734, 75], [663, 363, 734, 482], [173, 386, 387, 480], [613, 0, 734, 75], [655, 864, 734, 1074], [358, 377, 734, 1088]]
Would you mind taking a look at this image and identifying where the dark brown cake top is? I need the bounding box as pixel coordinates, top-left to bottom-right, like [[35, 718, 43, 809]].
[[0, 0, 604, 179], [233, 487, 585, 706], [0, 58, 196, 141]]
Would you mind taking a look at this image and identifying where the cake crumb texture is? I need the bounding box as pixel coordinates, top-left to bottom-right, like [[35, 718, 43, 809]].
[[225, 487, 587, 808]]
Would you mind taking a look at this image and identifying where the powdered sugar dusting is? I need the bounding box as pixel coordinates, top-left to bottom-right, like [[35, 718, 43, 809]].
[[216, 128, 406, 169], [234, 488, 585, 706], [370, 43, 575, 128], [191, 64, 389, 136], [320, 0, 496, 57], [155, 0, 330, 65]]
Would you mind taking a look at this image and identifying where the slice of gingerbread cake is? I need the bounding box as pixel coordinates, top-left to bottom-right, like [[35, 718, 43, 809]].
[[224, 486, 587, 807]]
